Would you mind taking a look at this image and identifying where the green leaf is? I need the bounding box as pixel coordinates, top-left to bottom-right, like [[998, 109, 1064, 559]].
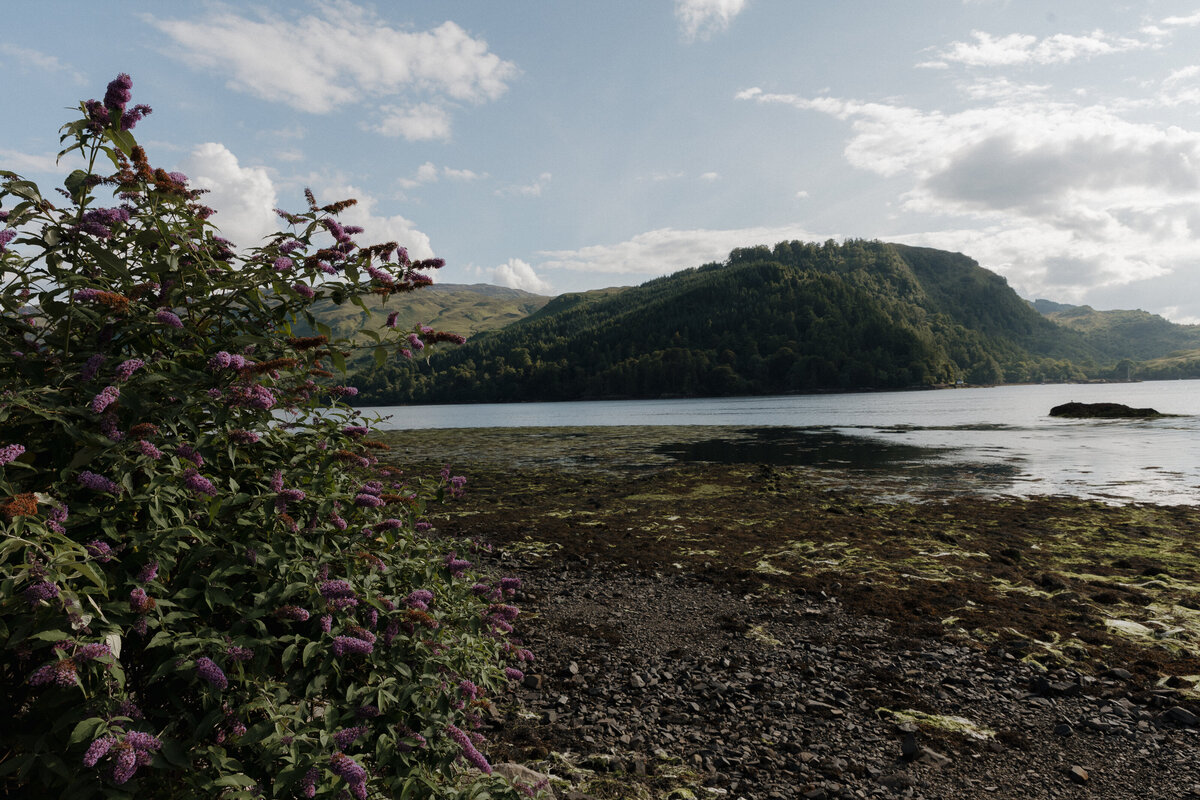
[[68, 717, 105, 746], [331, 350, 346, 373], [374, 346, 387, 368], [301, 640, 319, 666], [213, 773, 258, 789]]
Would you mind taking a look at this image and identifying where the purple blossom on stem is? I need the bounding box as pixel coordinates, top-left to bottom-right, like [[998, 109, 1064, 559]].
[[385, 311, 399, 328], [129, 588, 153, 614], [77, 643, 112, 661], [300, 766, 319, 798], [443, 552, 471, 577], [29, 659, 77, 687], [206, 351, 232, 371], [24, 580, 59, 605], [135, 439, 163, 460], [406, 590, 433, 610], [226, 645, 254, 662], [111, 744, 137, 784], [182, 468, 218, 497], [333, 725, 368, 750], [195, 656, 227, 690], [332, 636, 373, 657], [445, 723, 492, 774], [136, 561, 158, 583], [319, 580, 355, 600], [276, 605, 310, 622], [459, 679, 479, 700], [500, 577, 522, 595], [327, 385, 358, 398], [329, 752, 367, 787], [504, 667, 524, 681], [124, 731, 162, 751], [86, 540, 114, 561], [343, 425, 369, 437], [407, 333, 425, 351], [353, 493, 383, 508], [83, 735, 116, 767], [0, 228, 16, 252], [80, 354, 105, 381], [78, 470, 122, 494], [155, 309, 183, 328], [91, 385, 120, 413], [103, 73, 132, 113], [291, 283, 314, 299], [319, 614, 332, 633], [114, 358, 145, 381], [273, 257, 294, 272], [229, 429, 260, 444], [0, 443, 24, 466], [176, 444, 203, 466], [47, 503, 68, 533]]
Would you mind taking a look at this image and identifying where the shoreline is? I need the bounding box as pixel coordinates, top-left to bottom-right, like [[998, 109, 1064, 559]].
[[379, 426, 1200, 799]]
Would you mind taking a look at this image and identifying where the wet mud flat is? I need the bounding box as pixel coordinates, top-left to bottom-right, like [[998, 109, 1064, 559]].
[[380, 426, 1200, 800]]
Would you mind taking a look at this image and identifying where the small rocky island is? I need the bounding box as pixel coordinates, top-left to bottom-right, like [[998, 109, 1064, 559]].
[[1049, 401, 1164, 418]]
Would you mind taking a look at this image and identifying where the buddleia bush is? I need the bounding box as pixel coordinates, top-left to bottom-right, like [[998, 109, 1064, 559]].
[[0, 75, 540, 799]]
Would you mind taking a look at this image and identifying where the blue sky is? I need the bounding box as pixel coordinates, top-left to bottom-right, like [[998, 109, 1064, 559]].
[[8, 1, 1200, 321]]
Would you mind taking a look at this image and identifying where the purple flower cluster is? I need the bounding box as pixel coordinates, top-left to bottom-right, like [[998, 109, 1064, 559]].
[[328, 385, 358, 398], [333, 725, 368, 750], [129, 588, 153, 614], [500, 577, 522, 596], [195, 656, 227, 690], [78, 470, 122, 494], [331, 635, 373, 657], [276, 605, 311, 622], [300, 766, 319, 798], [115, 358, 144, 381], [226, 645, 255, 662], [24, 580, 59, 605], [80, 353, 105, 381], [504, 667, 525, 681], [86, 540, 114, 561], [273, 257, 294, 272], [0, 443, 24, 466], [176, 443, 203, 466], [458, 679, 480, 700], [342, 425, 369, 437], [91, 385, 120, 413], [47, 503, 68, 533], [443, 552, 471, 577], [135, 439, 163, 460], [406, 332, 425, 351], [446, 723, 492, 775], [227, 383, 276, 410], [319, 614, 333, 633], [406, 589, 433, 611], [385, 311, 399, 328], [82, 735, 116, 767], [353, 493, 383, 508], [155, 309, 183, 328], [136, 561, 158, 583], [29, 658, 77, 687], [78, 206, 131, 239], [291, 282, 315, 299], [182, 468, 218, 497], [329, 753, 368, 798], [375, 518, 403, 531], [77, 642, 112, 661], [0, 228, 16, 252], [229, 429, 261, 444], [206, 351, 248, 371]]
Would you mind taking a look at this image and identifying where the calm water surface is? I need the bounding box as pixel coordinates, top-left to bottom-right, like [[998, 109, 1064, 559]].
[[366, 381, 1200, 504]]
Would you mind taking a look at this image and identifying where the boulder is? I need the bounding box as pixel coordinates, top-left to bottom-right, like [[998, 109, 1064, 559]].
[[1049, 402, 1163, 419]]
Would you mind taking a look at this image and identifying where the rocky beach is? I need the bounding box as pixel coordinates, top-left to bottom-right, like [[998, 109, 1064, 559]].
[[379, 426, 1200, 799]]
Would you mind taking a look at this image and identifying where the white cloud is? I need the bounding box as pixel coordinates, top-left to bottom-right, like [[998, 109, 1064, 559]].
[[324, 184, 435, 261], [369, 103, 452, 141], [795, 190, 809, 199], [443, 166, 484, 181], [699, 172, 720, 182], [179, 142, 279, 248], [737, 86, 1200, 302], [919, 29, 1145, 69], [491, 258, 552, 293], [148, 4, 517, 137], [1161, 12, 1200, 28], [675, 0, 747, 41], [0, 44, 85, 83], [0, 148, 81, 176], [496, 172, 551, 198], [537, 224, 824, 277]]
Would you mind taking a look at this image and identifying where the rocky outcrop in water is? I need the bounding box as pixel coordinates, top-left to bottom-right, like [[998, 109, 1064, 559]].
[[1049, 402, 1163, 418]]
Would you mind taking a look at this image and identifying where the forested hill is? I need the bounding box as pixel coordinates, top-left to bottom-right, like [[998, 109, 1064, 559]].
[[354, 239, 1120, 405], [1032, 299, 1200, 361]]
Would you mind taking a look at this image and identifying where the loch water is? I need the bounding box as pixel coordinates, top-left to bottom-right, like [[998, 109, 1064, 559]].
[[366, 380, 1200, 505]]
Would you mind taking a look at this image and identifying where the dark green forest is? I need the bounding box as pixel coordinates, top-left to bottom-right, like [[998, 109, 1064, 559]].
[[351, 239, 1169, 405]]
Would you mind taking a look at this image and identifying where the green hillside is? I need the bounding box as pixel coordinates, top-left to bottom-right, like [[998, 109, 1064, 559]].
[[353, 240, 1108, 405], [303, 283, 549, 359], [1032, 300, 1200, 361]]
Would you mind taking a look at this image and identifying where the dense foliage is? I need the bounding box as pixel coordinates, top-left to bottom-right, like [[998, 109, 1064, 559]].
[[0, 76, 539, 799], [355, 240, 1101, 405]]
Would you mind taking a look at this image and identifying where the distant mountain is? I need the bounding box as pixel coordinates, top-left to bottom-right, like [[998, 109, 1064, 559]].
[[353, 240, 1120, 405], [1031, 300, 1200, 361], [303, 283, 550, 361]]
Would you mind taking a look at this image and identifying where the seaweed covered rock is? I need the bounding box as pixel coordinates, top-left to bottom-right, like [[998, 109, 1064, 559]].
[[1049, 402, 1163, 418]]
